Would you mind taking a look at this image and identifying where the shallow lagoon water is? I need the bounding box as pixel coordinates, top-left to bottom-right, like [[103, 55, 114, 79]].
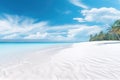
[[0, 43, 71, 64]]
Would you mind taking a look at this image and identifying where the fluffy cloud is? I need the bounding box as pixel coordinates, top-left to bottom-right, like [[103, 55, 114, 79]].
[[2, 34, 18, 39], [67, 25, 102, 41], [74, 7, 120, 24], [0, 15, 101, 42], [73, 18, 85, 22], [24, 32, 48, 39], [69, 0, 89, 9], [24, 25, 101, 41], [0, 15, 47, 35]]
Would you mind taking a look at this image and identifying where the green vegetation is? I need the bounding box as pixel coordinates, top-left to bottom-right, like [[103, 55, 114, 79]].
[[89, 20, 120, 41]]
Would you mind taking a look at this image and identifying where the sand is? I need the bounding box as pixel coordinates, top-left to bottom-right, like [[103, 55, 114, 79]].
[[1, 41, 120, 80]]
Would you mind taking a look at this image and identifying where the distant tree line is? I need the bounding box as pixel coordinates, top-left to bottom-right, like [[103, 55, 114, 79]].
[[89, 20, 120, 41]]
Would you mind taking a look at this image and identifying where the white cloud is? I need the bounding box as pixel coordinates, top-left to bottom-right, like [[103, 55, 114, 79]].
[[73, 18, 85, 22], [2, 34, 18, 39], [0, 14, 102, 42], [24, 32, 48, 39], [0, 14, 47, 35], [67, 25, 102, 40], [69, 0, 89, 9], [74, 7, 120, 23]]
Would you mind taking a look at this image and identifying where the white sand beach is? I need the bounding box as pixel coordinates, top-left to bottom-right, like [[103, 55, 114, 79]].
[[1, 41, 120, 80]]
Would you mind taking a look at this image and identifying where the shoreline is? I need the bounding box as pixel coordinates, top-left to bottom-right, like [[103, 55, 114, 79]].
[[1, 41, 120, 80]]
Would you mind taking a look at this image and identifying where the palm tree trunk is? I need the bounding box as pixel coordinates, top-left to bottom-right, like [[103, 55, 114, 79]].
[[115, 33, 120, 40]]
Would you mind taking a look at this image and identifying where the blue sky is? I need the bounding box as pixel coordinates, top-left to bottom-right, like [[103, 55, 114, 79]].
[[0, 0, 120, 42]]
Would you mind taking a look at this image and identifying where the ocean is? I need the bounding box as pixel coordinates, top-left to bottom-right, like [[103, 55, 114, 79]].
[[0, 43, 71, 64]]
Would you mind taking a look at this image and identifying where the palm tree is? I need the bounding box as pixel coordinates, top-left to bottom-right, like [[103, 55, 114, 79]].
[[109, 20, 120, 40]]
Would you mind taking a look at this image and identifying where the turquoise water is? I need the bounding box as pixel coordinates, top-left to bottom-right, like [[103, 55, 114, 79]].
[[1, 43, 54, 53], [0, 43, 71, 62], [0, 43, 69, 54]]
